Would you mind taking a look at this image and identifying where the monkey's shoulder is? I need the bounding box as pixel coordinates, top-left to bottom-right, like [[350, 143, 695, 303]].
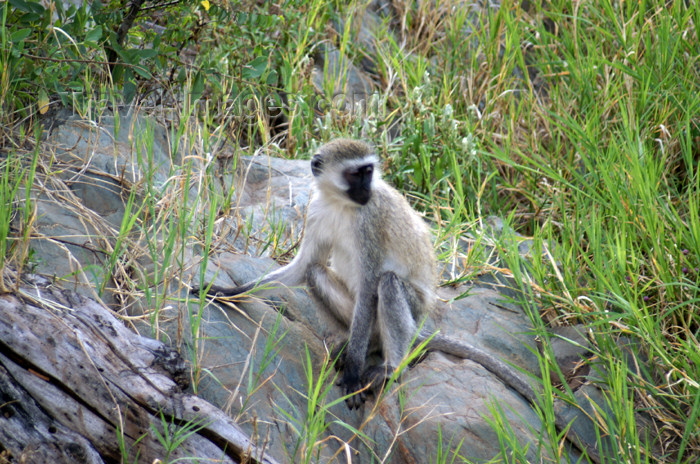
[[366, 183, 431, 237], [362, 183, 436, 274]]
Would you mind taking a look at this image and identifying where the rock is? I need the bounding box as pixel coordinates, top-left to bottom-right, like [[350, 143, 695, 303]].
[[175, 147, 619, 462], [188, 253, 593, 462], [22, 111, 176, 307], [15, 112, 631, 463], [134, 253, 335, 462], [334, 6, 392, 74], [46, 111, 174, 223], [236, 155, 312, 208], [547, 325, 592, 389], [29, 188, 113, 301], [312, 44, 376, 112], [225, 155, 311, 254], [325, 284, 556, 463]]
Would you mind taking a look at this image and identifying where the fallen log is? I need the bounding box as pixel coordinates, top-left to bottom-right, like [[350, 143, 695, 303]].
[[0, 274, 279, 464]]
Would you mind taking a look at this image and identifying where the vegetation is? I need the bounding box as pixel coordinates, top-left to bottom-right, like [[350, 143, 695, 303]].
[[1, 0, 698, 462]]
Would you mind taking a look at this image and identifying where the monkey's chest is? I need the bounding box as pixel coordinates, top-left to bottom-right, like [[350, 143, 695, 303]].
[[311, 203, 364, 295], [328, 244, 361, 291], [321, 216, 363, 294]]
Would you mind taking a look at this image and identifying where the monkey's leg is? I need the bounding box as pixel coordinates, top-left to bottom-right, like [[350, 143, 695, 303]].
[[306, 263, 355, 328], [306, 263, 357, 368], [375, 271, 419, 381]]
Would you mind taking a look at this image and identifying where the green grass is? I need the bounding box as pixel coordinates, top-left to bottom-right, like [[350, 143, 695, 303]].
[[1, 0, 699, 462]]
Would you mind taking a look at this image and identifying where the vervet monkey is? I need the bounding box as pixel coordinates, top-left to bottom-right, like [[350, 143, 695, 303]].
[[196, 138, 537, 409], [195, 139, 601, 462]]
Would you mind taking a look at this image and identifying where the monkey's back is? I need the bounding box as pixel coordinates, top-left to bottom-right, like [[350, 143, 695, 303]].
[[357, 179, 437, 316]]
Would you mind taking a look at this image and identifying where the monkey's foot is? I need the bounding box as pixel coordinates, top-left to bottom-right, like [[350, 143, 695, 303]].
[[361, 364, 396, 393], [189, 283, 220, 296], [190, 283, 242, 298], [337, 370, 367, 410], [336, 364, 397, 409]]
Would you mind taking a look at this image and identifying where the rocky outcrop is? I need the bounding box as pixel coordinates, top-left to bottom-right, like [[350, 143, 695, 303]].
[[0, 113, 634, 463]]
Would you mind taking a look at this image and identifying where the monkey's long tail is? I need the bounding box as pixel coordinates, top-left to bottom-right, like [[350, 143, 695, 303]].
[[421, 333, 537, 402], [420, 332, 602, 464]]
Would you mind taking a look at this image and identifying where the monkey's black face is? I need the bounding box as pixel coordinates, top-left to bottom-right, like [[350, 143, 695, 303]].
[[344, 164, 373, 205]]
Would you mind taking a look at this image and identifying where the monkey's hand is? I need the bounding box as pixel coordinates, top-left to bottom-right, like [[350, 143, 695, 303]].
[[190, 283, 244, 298], [337, 369, 367, 410], [190, 283, 221, 296]]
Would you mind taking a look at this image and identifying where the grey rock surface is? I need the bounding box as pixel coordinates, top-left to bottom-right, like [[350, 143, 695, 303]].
[[184, 165, 590, 462], [25, 111, 173, 306], [23, 113, 621, 463], [189, 255, 562, 463], [227, 155, 311, 255]]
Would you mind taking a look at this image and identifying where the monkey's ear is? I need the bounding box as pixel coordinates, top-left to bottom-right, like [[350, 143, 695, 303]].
[[311, 155, 324, 176]]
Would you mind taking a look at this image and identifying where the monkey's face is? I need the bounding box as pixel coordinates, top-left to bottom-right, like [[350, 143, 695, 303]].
[[343, 163, 373, 205], [311, 139, 378, 207]]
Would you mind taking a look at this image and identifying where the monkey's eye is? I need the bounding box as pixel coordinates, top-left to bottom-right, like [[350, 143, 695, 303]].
[[344, 164, 374, 184], [346, 164, 373, 180], [311, 155, 324, 176], [358, 164, 373, 176]]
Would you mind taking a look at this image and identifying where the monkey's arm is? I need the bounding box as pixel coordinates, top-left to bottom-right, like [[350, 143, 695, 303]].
[[193, 229, 331, 298], [193, 256, 311, 298]]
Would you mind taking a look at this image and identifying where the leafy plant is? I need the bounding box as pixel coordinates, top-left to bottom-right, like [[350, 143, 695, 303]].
[[150, 411, 208, 463]]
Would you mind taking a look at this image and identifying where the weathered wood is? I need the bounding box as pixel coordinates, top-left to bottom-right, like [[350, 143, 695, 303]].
[[0, 275, 279, 464], [0, 362, 104, 463]]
